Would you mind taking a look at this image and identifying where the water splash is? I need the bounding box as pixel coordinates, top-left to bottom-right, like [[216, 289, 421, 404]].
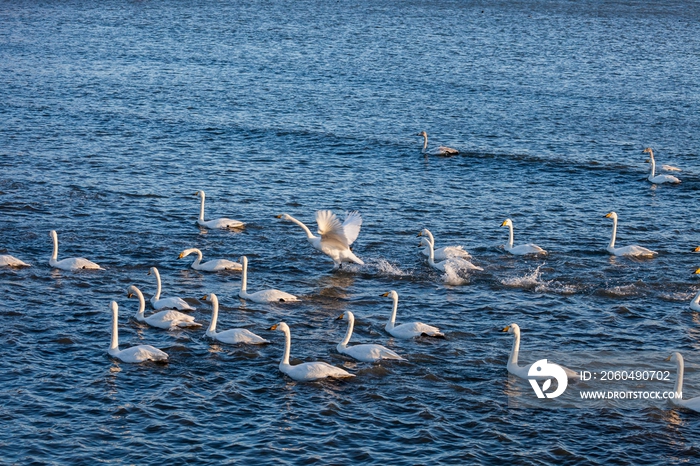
[[500, 264, 578, 294]]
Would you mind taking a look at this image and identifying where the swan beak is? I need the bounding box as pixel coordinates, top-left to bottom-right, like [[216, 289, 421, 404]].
[[417, 232, 423, 237], [502, 326, 510, 332], [645, 159, 650, 163], [381, 292, 389, 297], [694, 268, 700, 275], [202, 295, 208, 301], [604, 213, 612, 218], [336, 313, 344, 320], [178, 253, 184, 259], [268, 324, 279, 331], [665, 355, 671, 361], [500, 221, 507, 227], [147, 270, 151, 275], [276, 215, 282, 218], [693, 246, 700, 252], [127, 293, 133, 298]]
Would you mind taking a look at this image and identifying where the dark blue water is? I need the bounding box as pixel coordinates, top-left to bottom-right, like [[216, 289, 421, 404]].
[[2, 0, 700, 463]]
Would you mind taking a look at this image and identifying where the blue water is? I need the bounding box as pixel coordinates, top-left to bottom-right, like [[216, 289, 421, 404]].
[[2, 0, 700, 463]]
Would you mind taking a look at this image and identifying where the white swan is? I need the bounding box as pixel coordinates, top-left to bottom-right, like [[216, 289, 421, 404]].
[[269, 322, 354, 382], [202, 293, 269, 344], [667, 352, 700, 413], [501, 323, 578, 379], [49, 230, 102, 270], [195, 190, 245, 229], [127, 285, 201, 330], [238, 256, 298, 303], [419, 229, 482, 271], [644, 148, 680, 184], [691, 268, 700, 312], [417, 131, 459, 156], [382, 290, 443, 339], [147, 267, 195, 311], [178, 248, 242, 272], [336, 311, 405, 362], [277, 210, 364, 268], [0, 254, 30, 267], [417, 229, 471, 260], [107, 301, 168, 363], [604, 212, 657, 257], [500, 219, 546, 255]]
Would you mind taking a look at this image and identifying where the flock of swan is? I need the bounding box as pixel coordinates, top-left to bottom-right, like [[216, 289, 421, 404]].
[[2, 151, 699, 412]]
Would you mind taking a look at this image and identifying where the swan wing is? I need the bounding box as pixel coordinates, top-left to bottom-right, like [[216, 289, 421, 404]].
[[0, 255, 30, 267], [216, 328, 269, 344], [152, 297, 195, 311], [56, 257, 102, 270], [146, 310, 200, 329], [115, 345, 168, 363], [200, 217, 245, 229], [200, 259, 242, 271], [245, 289, 299, 303], [662, 165, 682, 172], [316, 210, 349, 248], [437, 146, 459, 155], [650, 174, 681, 184], [613, 245, 657, 257], [342, 211, 362, 246], [391, 322, 442, 339], [508, 244, 546, 255], [344, 344, 405, 362], [285, 361, 354, 381]]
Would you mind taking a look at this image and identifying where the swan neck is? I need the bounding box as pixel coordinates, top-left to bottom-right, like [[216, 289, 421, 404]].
[[609, 216, 617, 249], [110, 307, 119, 351], [241, 259, 247, 293], [206, 298, 218, 335], [51, 232, 58, 261], [135, 288, 145, 317], [153, 269, 162, 300], [649, 157, 656, 179], [192, 250, 202, 268], [422, 134, 428, 151], [289, 216, 315, 239], [340, 315, 354, 347], [199, 193, 206, 221], [282, 327, 291, 366], [510, 331, 520, 366], [388, 294, 398, 328], [507, 224, 514, 250], [674, 356, 684, 399], [428, 239, 436, 264]]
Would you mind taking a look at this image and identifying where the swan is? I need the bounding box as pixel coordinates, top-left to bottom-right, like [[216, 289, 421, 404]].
[[107, 301, 168, 363], [667, 352, 700, 413], [501, 324, 578, 379], [417, 131, 459, 156], [276, 210, 364, 268], [604, 212, 657, 257], [643, 148, 680, 184], [147, 267, 195, 311], [0, 254, 30, 267], [382, 290, 443, 339], [417, 229, 471, 260], [238, 256, 298, 303], [500, 219, 546, 255], [691, 268, 700, 312], [269, 322, 354, 382], [418, 229, 481, 271], [195, 190, 245, 229], [49, 230, 102, 270], [127, 285, 201, 330], [178, 248, 242, 271], [202, 293, 269, 344], [336, 311, 405, 362]]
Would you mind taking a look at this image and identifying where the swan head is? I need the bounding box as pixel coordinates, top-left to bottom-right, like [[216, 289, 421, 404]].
[[195, 190, 205, 198], [381, 290, 398, 300], [666, 352, 682, 364], [500, 219, 512, 228], [694, 268, 700, 275], [268, 322, 290, 333], [417, 228, 432, 237], [337, 311, 354, 322], [501, 323, 520, 335], [202, 293, 218, 305], [178, 248, 198, 259], [604, 212, 617, 220], [276, 213, 292, 221], [239, 256, 248, 265], [417, 131, 427, 138], [693, 246, 700, 253], [110, 300, 118, 314], [50, 230, 58, 240], [643, 147, 654, 158], [147, 266, 157, 276], [126, 285, 140, 298], [418, 237, 433, 247]]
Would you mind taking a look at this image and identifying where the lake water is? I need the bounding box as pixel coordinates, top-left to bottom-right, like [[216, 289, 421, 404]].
[[2, 0, 700, 463]]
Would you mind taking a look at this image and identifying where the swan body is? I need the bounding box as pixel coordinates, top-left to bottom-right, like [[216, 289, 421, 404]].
[[277, 211, 364, 267], [195, 190, 245, 229], [49, 230, 102, 270], [691, 268, 700, 312], [179, 248, 242, 272], [604, 212, 657, 257], [419, 229, 481, 271], [337, 311, 405, 363], [238, 256, 298, 303], [501, 324, 578, 379], [667, 352, 700, 412], [0, 254, 30, 267], [418, 237, 470, 261], [644, 148, 680, 184], [418, 131, 459, 156], [662, 165, 681, 172], [203, 293, 269, 344], [107, 301, 168, 363], [269, 322, 354, 382], [128, 285, 201, 330], [382, 290, 443, 339], [147, 267, 195, 311], [500, 219, 546, 255]]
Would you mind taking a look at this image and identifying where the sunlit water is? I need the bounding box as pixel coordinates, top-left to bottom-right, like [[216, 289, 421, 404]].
[[2, 0, 700, 463]]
